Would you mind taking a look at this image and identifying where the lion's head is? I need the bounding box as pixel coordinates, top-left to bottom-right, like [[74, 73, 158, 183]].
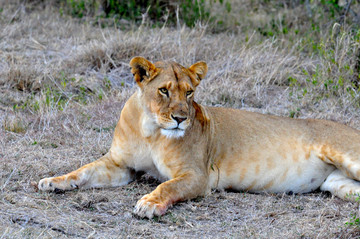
[[130, 57, 207, 138]]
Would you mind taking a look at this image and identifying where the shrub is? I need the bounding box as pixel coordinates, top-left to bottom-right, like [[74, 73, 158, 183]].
[[62, 0, 230, 27]]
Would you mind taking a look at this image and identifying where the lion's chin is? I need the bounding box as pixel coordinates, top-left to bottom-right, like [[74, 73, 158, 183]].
[[160, 128, 185, 138]]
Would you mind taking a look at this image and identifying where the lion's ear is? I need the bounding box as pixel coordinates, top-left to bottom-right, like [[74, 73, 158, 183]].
[[188, 61, 208, 86], [129, 57, 158, 87]]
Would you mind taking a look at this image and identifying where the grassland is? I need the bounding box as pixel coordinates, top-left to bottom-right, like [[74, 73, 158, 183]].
[[1, 0, 360, 238]]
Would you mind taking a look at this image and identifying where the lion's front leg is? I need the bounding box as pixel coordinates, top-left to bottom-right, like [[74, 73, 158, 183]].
[[38, 153, 134, 192], [134, 172, 207, 218]]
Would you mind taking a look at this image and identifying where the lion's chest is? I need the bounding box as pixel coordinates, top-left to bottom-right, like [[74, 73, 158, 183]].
[[130, 144, 172, 182]]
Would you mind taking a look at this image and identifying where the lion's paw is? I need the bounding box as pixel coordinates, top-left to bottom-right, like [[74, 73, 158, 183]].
[[38, 177, 77, 193], [133, 194, 168, 219], [38, 178, 57, 191]]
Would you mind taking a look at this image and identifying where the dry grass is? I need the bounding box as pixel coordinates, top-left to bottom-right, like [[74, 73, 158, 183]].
[[1, 1, 360, 238]]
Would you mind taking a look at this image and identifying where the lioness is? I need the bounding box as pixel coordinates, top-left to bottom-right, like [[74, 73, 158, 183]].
[[39, 57, 360, 218]]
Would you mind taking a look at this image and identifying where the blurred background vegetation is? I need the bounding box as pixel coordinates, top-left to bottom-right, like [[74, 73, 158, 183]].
[[1, 0, 360, 116], [63, 0, 360, 111], [26, 0, 360, 32]]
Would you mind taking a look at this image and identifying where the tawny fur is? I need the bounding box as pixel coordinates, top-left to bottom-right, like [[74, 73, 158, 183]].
[[39, 57, 360, 218]]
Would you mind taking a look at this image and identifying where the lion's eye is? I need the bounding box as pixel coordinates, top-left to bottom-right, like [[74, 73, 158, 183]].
[[186, 90, 194, 97], [159, 88, 169, 96]]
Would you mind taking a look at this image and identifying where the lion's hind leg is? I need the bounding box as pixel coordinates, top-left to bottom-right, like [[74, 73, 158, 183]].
[[320, 169, 360, 201]]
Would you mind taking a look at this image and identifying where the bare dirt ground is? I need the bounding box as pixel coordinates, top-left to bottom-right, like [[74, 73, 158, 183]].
[[1, 1, 360, 238]]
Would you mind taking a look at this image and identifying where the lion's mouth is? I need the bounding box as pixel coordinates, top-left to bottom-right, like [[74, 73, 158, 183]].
[[162, 125, 185, 131], [160, 128, 185, 138], [163, 127, 184, 132], [170, 126, 182, 130]]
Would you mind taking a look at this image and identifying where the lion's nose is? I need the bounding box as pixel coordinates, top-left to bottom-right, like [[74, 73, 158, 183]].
[[171, 115, 187, 124]]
